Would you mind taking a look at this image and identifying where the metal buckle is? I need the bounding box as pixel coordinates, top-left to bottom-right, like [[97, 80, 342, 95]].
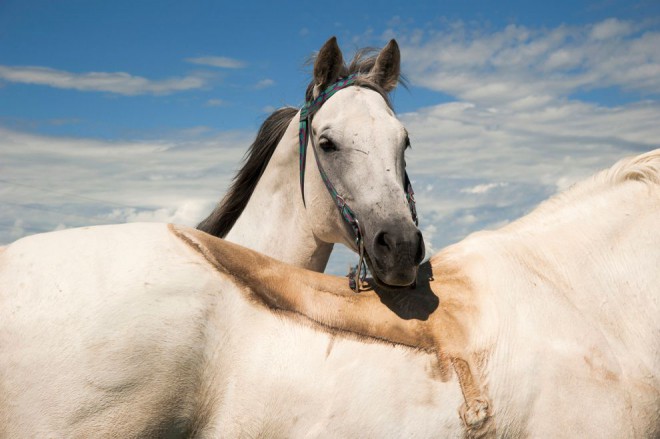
[[348, 235, 366, 294]]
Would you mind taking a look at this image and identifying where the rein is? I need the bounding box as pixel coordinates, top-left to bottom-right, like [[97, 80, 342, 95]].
[[298, 75, 418, 292]]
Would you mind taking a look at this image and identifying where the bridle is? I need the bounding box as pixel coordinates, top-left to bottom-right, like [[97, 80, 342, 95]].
[[298, 74, 418, 292]]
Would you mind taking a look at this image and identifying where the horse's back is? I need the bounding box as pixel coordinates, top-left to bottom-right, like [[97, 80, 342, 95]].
[[0, 223, 229, 438], [476, 170, 660, 437]]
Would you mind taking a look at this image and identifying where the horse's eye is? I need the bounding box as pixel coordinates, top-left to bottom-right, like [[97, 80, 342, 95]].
[[319, 138, 338, 152]]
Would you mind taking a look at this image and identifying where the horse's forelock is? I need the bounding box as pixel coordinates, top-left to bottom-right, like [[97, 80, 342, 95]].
[[304, 47, 404, 107]]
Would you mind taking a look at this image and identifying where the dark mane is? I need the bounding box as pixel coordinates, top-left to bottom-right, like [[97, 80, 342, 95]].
[[197, 107, 298, 237]]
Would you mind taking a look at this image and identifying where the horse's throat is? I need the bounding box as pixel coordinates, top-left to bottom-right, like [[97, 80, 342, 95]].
[[223, 189, 332, 272]]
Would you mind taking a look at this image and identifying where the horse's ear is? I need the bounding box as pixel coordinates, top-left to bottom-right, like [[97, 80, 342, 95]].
[[372, 39, 400, 92], [314, 36, 344, 92]]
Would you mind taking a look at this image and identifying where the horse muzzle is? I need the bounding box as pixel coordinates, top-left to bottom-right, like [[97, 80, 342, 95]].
[[365, 223, 425, 287]]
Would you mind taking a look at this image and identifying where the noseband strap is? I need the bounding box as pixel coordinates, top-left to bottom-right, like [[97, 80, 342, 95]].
[[298, 75, 418, 291]]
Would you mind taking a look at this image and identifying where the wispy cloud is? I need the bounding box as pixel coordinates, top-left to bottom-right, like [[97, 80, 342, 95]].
[[397, 18, 660, 108], [0, 65, 208, 95], [206, 98, 226, 107], [0, 126, 250, 243], [254, 78, 275, 89], [185, 56, 247, 69], [461, 182, 508, 194]]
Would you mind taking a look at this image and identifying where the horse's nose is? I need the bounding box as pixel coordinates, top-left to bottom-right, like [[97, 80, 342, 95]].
[[372, 227, 425, 266]]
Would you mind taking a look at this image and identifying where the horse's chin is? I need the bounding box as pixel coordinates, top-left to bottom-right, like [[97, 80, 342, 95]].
[[364, 252, 418, 290]]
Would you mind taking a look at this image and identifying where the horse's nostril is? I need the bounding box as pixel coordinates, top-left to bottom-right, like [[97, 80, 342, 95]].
[[373, 227, 424, 267], [375, 230, 392, 252]]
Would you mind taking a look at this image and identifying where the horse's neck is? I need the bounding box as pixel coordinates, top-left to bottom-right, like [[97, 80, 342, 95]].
[[468, 177, 660, 386], [461, 177, 660, 434], [503, 179, 659, 310], [224, 120, 333, 272]]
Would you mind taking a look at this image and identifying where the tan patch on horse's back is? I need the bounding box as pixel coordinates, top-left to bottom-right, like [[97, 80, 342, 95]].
[[426, 252, 482, 356], [428, 251, 497, 437], [168, 224, 348, 296], [172, 225, 484, 357], [583, 346, 620, 383], [168, 224, 300, 304], [168, 225, 436, 351], [167, 225, 383, 338]]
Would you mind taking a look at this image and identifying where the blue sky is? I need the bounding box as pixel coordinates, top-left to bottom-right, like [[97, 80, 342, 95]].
[[1, 0, 659, 273], [2, 0, 658, 137]]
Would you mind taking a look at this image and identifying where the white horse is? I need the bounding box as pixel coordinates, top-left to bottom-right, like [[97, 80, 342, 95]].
[[1, 150, 658, 438], [197, 37, 423, 286]]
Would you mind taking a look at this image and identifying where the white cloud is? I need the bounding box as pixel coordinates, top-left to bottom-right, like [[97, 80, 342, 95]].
[[403, 98, 660, 184], [0, 65, 208, 95], [398, 19, 660, 107], [461, 182, 508, 194], [52, 223, 67, 231], [590, 18, 634, 40], [113, 200, 212, 225], [206, 98, 226, 107], [186, 56, 246, 69], [254, 78, 275, 89], [0, 126, 250, 244], [9, 219, 25, 239], [421, 223, 437, 256]]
